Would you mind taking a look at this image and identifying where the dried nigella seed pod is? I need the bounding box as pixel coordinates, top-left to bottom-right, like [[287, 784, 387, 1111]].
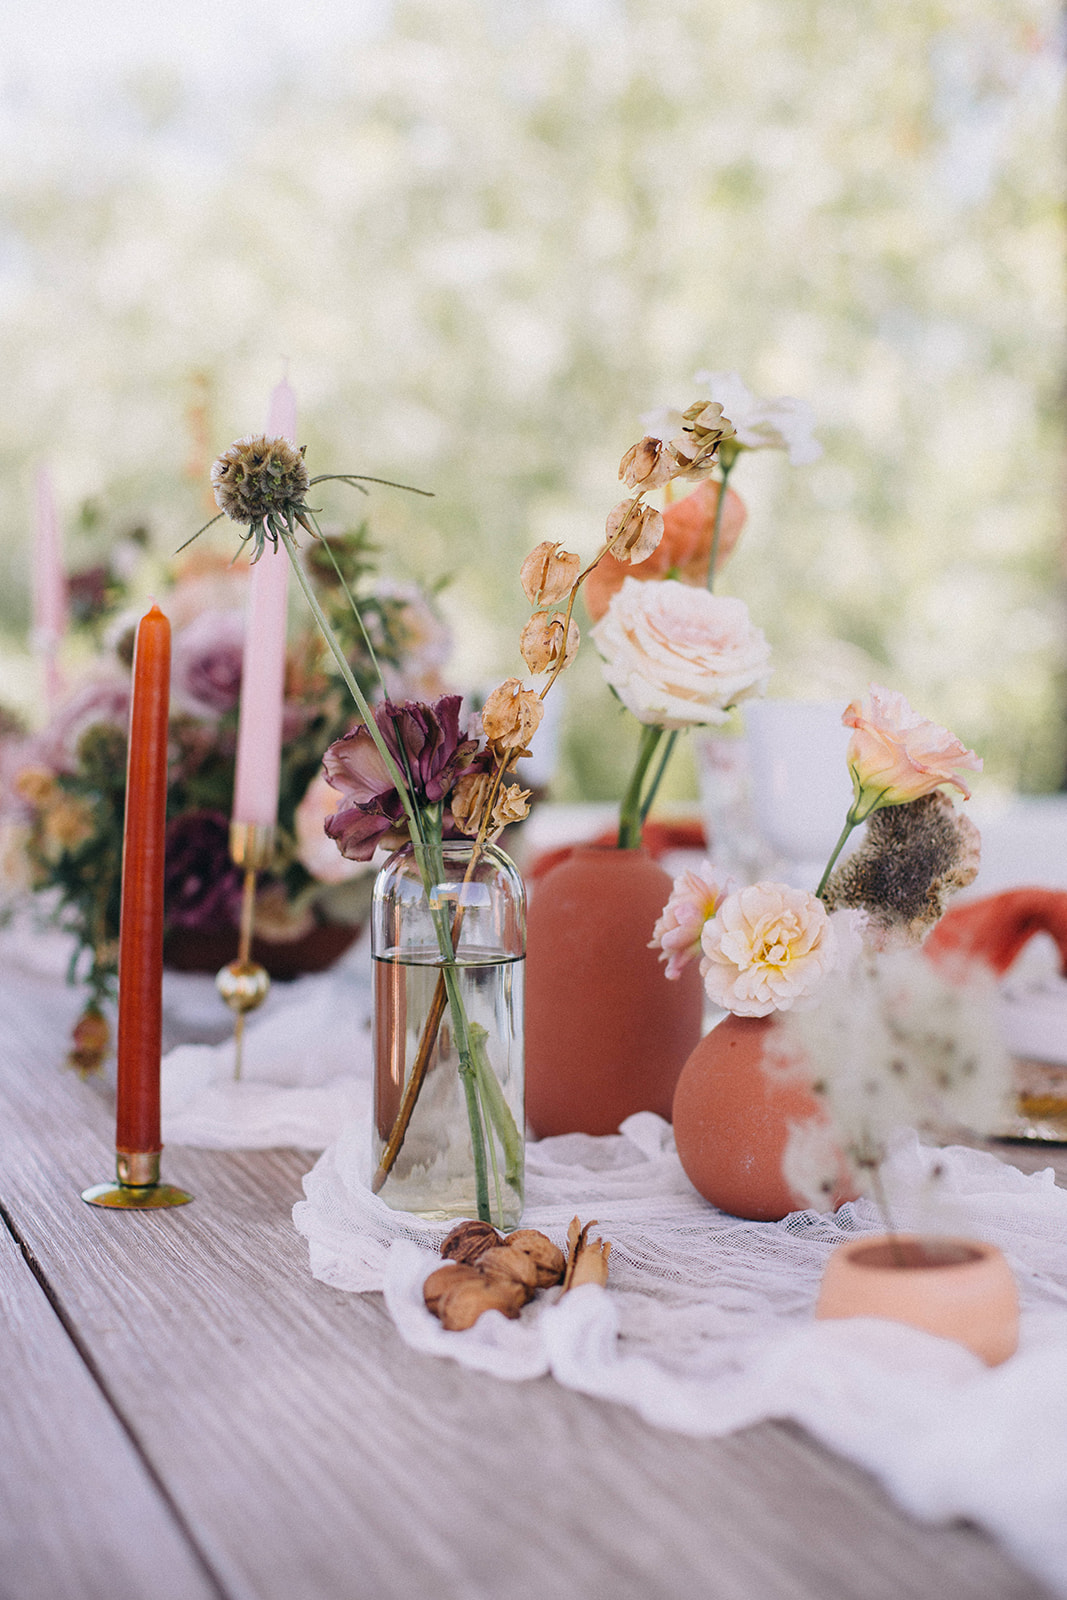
[[440, 1220, 503, 1265], [505, 1230, 567, 1287]]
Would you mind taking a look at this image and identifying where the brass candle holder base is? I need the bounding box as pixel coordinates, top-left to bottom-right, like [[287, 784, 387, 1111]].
[[82, 1151, 193, 1209]]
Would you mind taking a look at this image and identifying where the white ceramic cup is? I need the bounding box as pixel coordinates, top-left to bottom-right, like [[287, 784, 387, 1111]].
[[744, 699, 854, 888]]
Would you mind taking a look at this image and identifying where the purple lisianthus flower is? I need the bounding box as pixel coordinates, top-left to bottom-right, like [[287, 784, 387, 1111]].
[[164, 810, 244, 930], [322, 694, 480, 862], [32, 674, 132, 774], [171, 610, 245, 718]]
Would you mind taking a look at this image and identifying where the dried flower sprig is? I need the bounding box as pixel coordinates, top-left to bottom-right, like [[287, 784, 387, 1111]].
[[770, 947, 1011, 1231]]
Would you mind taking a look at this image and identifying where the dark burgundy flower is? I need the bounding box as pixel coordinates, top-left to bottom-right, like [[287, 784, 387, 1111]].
[[322, 694, 480, 862], [164, 810, 244, 930]]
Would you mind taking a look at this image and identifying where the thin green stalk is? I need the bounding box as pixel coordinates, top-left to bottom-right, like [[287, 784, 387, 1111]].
[[618, 723, 665, 849], [706, 458, 734, 594], [638, 730, 679, 826], [278, 523, 420, 840], [472, 1061, 505, 1227], [305, 509, 391, 698], [815, 812, 857, 898], [414, 834, 492, 1223], [469, 1022, 523, 1192]]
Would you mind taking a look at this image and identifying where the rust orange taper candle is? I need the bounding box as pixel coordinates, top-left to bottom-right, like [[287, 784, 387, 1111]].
[[83, 602, 191, 1209]]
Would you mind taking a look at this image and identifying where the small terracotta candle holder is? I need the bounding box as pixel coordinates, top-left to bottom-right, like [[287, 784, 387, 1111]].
[[816, 1234, 1019, 1366]]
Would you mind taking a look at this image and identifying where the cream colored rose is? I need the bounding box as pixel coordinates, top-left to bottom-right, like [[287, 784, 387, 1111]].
[[700, 882, 836, 1017], [591, 577, 771, 729]]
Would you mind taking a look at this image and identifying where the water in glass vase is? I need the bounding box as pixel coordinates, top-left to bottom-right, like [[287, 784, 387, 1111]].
[[373, 946, 524, 1228]]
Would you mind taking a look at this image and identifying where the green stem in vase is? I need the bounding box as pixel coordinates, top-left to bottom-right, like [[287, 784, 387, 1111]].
[[638, 730, 679, 826], [469, 1021, 524, 1194], [415, 834, 492, 1224], [618, 723, 665, 849]]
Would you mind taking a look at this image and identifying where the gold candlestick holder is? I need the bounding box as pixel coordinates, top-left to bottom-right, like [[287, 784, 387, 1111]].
[[216, 822, 274, 1081], [83, 1151, 193, 1209]]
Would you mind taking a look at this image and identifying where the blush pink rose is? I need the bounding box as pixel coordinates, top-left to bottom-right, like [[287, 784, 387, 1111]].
[[700, 882, 837, 1017], [650, 859, 734, 979], [844, 685, 982, 820]]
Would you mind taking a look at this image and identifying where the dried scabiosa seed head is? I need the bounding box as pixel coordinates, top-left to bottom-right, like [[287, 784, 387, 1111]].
[[211, 435, 310, 528], [822, 791, 980, 946]]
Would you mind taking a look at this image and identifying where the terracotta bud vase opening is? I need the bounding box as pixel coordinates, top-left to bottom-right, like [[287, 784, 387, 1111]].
[[524, 845, 703, 1138], [671, 1012, 857, 1222], [816, 1235, 1019, 1366]]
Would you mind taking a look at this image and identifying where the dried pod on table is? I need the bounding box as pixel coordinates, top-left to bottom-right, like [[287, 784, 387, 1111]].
[[432, 1272, 529, 1331], [440, 1219, 503, 1266], [423, 1263, 485, 1317], [561, 1217, 612, 1292], [505, 1229, 567, 1288], [568, 1237, 612, 1290], [476, 1243, 541, 1295]]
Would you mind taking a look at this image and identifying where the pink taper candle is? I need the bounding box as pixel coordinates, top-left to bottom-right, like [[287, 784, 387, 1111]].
[[231, 380, 296, 829], [32, 467, 68, 708]]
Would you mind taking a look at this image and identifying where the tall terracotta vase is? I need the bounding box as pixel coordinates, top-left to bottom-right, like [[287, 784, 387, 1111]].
[[672, 1012, 856, 1222], [525, 845, 703, 1137]]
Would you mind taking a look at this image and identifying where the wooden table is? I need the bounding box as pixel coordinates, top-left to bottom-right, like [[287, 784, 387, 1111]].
[[1, 960, 1061, 1600]]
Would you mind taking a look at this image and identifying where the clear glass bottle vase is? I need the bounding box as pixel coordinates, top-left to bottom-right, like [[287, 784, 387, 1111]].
[[371, 839, 525, 1228]]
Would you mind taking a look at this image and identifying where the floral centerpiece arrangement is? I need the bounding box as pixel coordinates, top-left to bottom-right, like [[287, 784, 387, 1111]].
[[0, 521, 450, 1070], [192, 397, 775, 1224]]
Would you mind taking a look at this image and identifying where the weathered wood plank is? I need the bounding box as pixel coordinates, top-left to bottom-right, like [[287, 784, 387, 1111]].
[[0, 1214, 221, 1600], [0, 973, 1057, 1600]]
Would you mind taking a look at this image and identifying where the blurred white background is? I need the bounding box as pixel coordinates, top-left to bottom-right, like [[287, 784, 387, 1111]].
[[2, 0, 1064, 798]]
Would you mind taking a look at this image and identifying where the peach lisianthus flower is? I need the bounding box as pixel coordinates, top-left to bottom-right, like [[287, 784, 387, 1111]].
[[844, 685, 982, 822], [583, 479, 746, 624], [700, 882, 837, 1017], [294, 772, 372, 884], [650, 859, 734, 979]]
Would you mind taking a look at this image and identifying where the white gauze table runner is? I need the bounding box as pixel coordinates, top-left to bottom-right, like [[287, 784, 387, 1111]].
[[296, 1118, 1067, 1600]]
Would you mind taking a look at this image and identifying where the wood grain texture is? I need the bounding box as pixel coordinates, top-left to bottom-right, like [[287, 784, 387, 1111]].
[[0, 1215, 219, 1600], [0, 970, 1059, 1600]]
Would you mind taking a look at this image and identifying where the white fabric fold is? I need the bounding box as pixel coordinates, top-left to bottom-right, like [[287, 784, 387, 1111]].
[[162, 944, 372, 1148]]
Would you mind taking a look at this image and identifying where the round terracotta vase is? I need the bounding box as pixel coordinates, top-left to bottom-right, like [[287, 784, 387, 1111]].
[[672, 1012, 856, 1222], [524, 845, 703, 1137], [816, 1234, 1019, 1366]]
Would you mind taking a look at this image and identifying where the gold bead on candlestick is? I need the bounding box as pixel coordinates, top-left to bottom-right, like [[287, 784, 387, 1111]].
[[216, 822, 274, 1080]]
